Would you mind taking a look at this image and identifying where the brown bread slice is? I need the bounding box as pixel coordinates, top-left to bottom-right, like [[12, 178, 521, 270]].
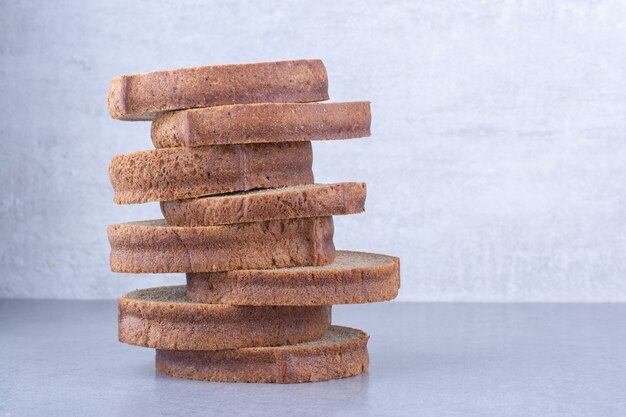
[[107, 60, 329, 120], [161, 183, 366, 226], [109, 141, 313, 204], [118, 286, 331, 350], [151, 102, 371, 148], [187, 251, 400, 305], [156, 326, 368, 383], [108, 217, 335, 273]]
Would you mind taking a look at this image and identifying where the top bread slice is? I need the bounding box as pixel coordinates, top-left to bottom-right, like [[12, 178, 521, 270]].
[[107, 60, 329, 121], [151, 102, 371, 147]]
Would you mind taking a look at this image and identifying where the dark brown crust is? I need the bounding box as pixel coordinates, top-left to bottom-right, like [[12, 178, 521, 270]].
[[107, 60, 329, 121], [118, 286, 332, 350], [109, 142, 313, 204], [155, 326, 368, 383], [161, 183, 366, 226], [186, 251, 400, 305], [107, 217, 335, 273], [151, 102, 371, 147]]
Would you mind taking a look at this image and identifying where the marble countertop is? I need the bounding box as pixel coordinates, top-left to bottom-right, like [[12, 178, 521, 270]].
[[1, 300, 625, 416]]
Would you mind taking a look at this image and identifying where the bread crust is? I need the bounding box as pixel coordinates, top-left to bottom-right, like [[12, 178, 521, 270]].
[[151, 102, 371, 147], [118, 286, 332, 350], [107, 60, 329, 120], [109, 142, 313, 204], [107, 217, 335, 273], [161, 183, 366, 226], [155, 326, 368, 383], [186, 251, 400, 305]]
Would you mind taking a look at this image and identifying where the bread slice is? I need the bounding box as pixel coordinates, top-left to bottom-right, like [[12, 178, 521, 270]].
[[118, 286, 331, 350], [161, 183, 366, 226], [108, 217, 335, 273], [109, 141, 313, 204], [187, 251, 400, 305], [107, 60, 329, 121], [156, 326, 368, 383], [151, 102, 371, 148]]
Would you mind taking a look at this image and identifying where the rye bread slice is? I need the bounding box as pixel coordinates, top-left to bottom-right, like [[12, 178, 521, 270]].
[[107, 217, 335, 273], [186, 251, 400, 305], [155, 326, 368, 383], [151, 102, 371, 148], [109, 141, 313, 204], [161, 183, 366, 226], [118, 286, 331, 350], [107, 60, 329, 121]]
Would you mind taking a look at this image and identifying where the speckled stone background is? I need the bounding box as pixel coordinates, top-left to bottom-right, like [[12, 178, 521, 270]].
[[1, 1, 625, 301]]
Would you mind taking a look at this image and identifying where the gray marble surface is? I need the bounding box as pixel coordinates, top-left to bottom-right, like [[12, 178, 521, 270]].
[[1, 300, 625, 416]]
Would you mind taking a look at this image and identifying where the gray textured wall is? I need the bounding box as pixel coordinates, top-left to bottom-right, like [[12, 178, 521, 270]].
[[1, 1, 626, 301]]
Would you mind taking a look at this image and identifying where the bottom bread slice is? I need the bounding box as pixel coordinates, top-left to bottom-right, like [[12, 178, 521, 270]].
[[118, 286, 331, 350], [156, 326, 369, 383]]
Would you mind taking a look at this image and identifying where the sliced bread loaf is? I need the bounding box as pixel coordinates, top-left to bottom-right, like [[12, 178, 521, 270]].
[[109, 141, 313, 204], [107, 60, 329, 120], [156, 326, 368, 383], [186, 250, 399, 305], [161, 183, 366, 226], [107, 217, 335, 273], [118, 286, 331, 350], [151, 102, 371, 147]]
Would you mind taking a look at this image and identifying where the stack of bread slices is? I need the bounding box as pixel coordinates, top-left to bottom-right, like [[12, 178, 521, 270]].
[[106, 59, 400, 383]]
